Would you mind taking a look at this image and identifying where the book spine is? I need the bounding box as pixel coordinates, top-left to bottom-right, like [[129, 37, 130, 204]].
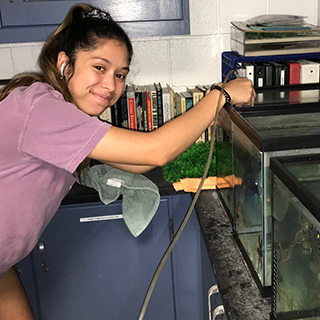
[[162, 88, 171, 124], [127, 85, 136, 130], [244, 63, 254, 84], [189, 89, 205, 143], [284, 62, 300, 103], [146, 89, 153, 131], [181, 94, 186, 114], [139, 88, 148, 132], [111, 103, 120, 126], [190, 90, 203, 106], [119, 92, 129, 129], [236, 64, 245, 78], [288, 62, 300, 85], [264, 63, 273, 86], [185, 97, 193, 111], [299, 60, 319, 84], [151, 89, 158, 130], [135, 87, 144, 132], [155, 83, 164, 127], [282, 63, 289, 85], [100, 107, 112, 124], [254, 63, 265, 88], [166, 84, 176, 119], [175, 92, 182, 117], [273, 64, 281, 86]]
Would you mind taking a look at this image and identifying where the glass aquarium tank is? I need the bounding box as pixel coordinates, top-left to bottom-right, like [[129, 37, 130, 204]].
[[216, 85, 320, 227], [270, 154, 320, 320], [215, 105, 234, 221], [230, 105, 320, 297]]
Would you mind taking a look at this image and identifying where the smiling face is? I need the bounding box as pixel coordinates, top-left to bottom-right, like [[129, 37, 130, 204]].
[[60, 39, 130, 116]]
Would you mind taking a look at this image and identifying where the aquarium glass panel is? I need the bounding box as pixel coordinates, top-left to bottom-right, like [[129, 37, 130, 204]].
[[273, 175, 320, 318], [285, 162, 320, 199]]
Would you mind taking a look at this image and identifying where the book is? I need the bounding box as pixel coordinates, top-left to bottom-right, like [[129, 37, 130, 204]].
[[269, 61, 288, 85], [187, 86, 204, 106], [126, 84, 137, 130], [166, 84, 176, 119], [263, 63, 273, 86], [118, 85, 129, 129], [285, 61, 300, 84], [243, 62, 254, 84], [253, 63, 266, 102], [111, 103, 120, 127], [136, 85, 148, 132], [162, 86, 171, 124], [175, 92, 184, 117], [104, 88, 129, 127], [283, 61, 300, 103], [100, 107, 112, 124], [195, 84, 208, 96], [154, 82, 164, 127], [149, 84, 158, 130], [187, 86, 205, 143], [253, 62, 266, 87], [181, 91, 193, 111], [134, 85, 145, 132], [195, 85, 212, 141], [143, 85, 153, 132], [299, 60, 320, 84], [236, 64, 246, 78]]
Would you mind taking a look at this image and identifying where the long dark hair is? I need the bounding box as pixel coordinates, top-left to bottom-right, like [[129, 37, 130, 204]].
[[0, 3, 133, 103]]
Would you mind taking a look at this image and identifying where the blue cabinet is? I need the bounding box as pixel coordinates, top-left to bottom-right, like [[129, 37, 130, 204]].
[[18, 193, 222, 320], [0, 0, 190, 43]]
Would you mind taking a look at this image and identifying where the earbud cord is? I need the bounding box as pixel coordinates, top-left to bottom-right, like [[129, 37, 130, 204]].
[[138, 69, 239, 320]]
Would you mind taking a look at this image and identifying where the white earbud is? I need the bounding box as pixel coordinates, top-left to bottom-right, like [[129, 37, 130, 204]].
[[60, 62, 67, 79]]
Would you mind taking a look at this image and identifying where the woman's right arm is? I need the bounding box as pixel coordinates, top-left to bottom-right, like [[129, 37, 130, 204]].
[[88, 78, 255, 172]]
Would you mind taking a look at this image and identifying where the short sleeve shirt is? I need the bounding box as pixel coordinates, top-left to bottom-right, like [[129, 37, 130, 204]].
[[0, 82, 111, 276]]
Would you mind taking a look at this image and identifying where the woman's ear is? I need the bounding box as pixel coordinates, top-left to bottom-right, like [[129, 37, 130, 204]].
[[56, 51, 69, 77]]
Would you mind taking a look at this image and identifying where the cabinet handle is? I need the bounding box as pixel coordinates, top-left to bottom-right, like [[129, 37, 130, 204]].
[[38, 239, 49, 274], [169, 218, 174, 238]]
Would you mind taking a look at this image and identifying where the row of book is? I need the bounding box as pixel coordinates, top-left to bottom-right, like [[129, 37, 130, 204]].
[[237, 59, 320, 88], [100, 83, 212, 142]]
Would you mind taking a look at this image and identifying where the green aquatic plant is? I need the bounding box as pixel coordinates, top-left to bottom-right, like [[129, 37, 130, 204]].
[[162, 140, 232, 183]]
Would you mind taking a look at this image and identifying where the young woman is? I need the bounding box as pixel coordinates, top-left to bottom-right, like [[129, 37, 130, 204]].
[[0, 4, 255, 319]]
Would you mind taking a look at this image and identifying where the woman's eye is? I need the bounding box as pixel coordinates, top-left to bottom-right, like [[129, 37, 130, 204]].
[[116, 73, 127, 81], [94, 65, 104, 71]]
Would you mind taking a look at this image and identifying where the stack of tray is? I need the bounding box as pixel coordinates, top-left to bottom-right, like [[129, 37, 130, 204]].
[[231, 21, 320, 57]]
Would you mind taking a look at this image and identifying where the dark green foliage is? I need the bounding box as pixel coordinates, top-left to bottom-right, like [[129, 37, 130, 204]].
[[216, 141, 233, 177], [162, 141, 233, 183]]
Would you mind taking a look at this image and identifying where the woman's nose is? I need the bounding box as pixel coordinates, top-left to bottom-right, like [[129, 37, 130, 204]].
[[103, 73, 116, 91]]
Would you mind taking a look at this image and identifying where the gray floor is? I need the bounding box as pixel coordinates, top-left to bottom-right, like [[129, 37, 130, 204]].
[[195, 190, 271, 320]]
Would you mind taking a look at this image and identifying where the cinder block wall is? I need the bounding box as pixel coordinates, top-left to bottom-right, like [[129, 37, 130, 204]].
[[0, 0, 318, 86]]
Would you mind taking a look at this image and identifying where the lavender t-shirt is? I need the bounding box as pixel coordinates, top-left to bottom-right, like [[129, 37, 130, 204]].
[[0, 82, 111, 277]]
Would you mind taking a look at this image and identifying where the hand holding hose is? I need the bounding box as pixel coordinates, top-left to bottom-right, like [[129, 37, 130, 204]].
[[223, 77, 256, 107]]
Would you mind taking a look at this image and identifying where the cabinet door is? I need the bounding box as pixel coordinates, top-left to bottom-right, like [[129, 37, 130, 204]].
[[169, 193, 222, 320], [16, 255, 39, 318], [26, 198, 175, 320], [0, 0, 190, 42]]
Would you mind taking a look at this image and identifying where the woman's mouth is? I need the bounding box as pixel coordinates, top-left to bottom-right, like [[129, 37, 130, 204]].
[[92, 92, 111, 105]]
